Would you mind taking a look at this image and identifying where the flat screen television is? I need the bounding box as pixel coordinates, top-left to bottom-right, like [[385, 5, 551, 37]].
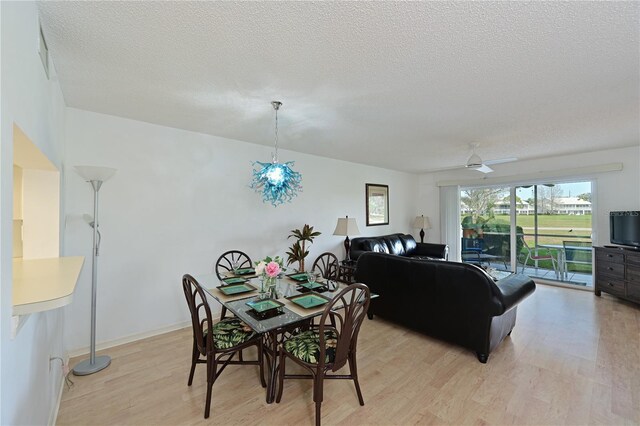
[[610, 211, 640, 249]]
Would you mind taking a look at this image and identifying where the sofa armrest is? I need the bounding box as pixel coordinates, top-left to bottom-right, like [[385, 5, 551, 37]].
[[493, 274, 536, 313], [350, 248, 367, 261], [414, 243, 449, 260]]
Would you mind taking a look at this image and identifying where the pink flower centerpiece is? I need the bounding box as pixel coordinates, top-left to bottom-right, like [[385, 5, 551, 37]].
[[265, 261, 281, 278], [254, 256, 284, 297]]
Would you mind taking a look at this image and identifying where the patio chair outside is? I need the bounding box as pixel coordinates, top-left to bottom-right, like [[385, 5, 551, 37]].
[[563, 240, 593, 272]]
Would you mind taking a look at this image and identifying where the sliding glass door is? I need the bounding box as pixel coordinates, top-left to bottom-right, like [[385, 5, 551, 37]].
[[460, 187, 512, 273], [460, 181, 593, 287], [515, 182, 592, 286]]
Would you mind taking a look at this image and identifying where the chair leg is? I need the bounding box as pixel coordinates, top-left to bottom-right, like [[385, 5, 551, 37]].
[[522, 253, 531, 273], [349, 353, 365, 406], [188, 340, 198, 386], [315, 401, 322, 426], [275, 351, 286, 403], [204, 355, 215, 419], [313, 371, 324, 426], [258, 342, 266, 388]]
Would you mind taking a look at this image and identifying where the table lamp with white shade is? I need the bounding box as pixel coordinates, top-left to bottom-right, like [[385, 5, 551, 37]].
[[412, 215, 431, 243], [333, 216, 360, 262], [73, 165, 116, 376]]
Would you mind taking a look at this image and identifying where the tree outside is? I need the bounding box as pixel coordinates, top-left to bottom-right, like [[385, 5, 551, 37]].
[[461, 188, 508, 221]]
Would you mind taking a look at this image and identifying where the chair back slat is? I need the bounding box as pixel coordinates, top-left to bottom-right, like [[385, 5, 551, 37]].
[[214, 250, 252, 279], [312, 252, 339, 280], [318, 283, 370, 371], [182, 274, 214, 355]]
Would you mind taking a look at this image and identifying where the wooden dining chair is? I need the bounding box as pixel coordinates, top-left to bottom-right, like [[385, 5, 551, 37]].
[[215, 250, 253, 279], [182, 274, 265, 419], [275, 283, 371, 426], [311, 252, 339, 280], [214, 250, 252, 319]]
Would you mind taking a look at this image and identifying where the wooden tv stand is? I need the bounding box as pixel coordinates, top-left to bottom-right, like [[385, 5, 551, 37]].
[[594, 246, 640, 304]]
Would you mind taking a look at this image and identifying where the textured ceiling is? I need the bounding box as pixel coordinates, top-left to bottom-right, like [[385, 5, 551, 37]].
[[37, 1, 639, 174]]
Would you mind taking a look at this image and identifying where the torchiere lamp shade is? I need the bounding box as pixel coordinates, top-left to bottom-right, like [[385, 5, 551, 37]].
[[74, 165, 117, 182]]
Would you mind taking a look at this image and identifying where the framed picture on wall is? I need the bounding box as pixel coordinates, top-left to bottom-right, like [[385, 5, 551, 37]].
[[366, 183, 389, 226]]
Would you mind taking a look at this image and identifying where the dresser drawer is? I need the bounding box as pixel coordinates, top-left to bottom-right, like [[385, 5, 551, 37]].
[[627, 265, 640, 283], [596, 250, 625, 264], [626, 282, 640, 302], [625, 252, 640, 268], [597, 261, 625, 278], [598, 277, 626, 297], [594, 247, 640, 305]]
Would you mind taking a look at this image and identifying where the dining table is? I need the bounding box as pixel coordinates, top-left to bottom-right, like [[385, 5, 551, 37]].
[[193, 269, 360, 404]]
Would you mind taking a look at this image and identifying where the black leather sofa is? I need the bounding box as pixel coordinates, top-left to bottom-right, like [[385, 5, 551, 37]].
[[350, 233, 448, 261], [355, 252, 536, 363]]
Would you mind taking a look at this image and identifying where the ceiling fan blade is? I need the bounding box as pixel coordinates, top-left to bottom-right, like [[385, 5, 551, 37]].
[[484, 157, 517, 166], [476, 164, 494, 173]]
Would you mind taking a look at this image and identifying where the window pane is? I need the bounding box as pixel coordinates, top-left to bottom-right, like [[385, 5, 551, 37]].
[[515, 182, 592, 286], [460, 187, 512, 274]]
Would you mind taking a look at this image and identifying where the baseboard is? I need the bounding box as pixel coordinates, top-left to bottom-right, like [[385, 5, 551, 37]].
[[67, 321, 191, 358], [535, 279, 593, 292]]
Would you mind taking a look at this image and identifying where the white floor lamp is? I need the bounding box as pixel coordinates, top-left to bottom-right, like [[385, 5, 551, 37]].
[[73, 165, 116, 376]]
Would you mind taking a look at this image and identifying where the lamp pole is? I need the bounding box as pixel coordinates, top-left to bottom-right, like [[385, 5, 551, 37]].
[[73, 179, 111, 375], [73, 166, 116, 376]]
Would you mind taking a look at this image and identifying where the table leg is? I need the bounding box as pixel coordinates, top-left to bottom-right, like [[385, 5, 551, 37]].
[[263, 330, 279, 404]]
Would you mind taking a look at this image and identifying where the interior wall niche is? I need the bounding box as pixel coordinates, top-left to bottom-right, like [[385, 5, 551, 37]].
[[12, 123, 60, 259]]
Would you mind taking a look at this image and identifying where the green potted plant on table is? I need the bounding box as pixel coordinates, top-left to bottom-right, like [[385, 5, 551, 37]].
[[286, 224, 321, 272]]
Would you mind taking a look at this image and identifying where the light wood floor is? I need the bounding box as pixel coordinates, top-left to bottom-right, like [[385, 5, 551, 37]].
[[57, 285, 640, 425]]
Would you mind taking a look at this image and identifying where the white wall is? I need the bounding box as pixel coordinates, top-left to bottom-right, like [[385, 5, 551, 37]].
[[1, 2, 68, 424], [63, 108, 418, 353], [418, 145, 640, 248]]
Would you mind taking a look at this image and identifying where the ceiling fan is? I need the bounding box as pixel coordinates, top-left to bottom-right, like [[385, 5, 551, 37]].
[[463, 143, 517, 174]]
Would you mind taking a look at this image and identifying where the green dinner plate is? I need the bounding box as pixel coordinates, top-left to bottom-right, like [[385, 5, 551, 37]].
[[217, 283, 256, 296], [288, 292, 330, 309], [235, 268, 255, 275], [222, 277, 247, 285], [246, 298, 284, 313], [287, 272, 310, 282], [298, 281, 324, 290]]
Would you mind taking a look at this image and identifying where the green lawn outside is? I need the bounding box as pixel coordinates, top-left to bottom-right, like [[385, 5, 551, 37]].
[[461, 214, 592, 229], [461, 214, 592, 241], [511, 214, 591, 229]]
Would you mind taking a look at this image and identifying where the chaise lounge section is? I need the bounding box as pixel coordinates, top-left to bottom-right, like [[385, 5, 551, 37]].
[[355, 252, 536, 363]]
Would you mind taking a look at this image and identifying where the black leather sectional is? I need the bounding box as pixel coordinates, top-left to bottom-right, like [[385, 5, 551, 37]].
[[350, 233, 449, 261], [354, 247, 535, 363]]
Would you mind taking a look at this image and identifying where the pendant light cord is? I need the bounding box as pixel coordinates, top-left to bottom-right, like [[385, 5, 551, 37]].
[[272, 101, 282, 163]]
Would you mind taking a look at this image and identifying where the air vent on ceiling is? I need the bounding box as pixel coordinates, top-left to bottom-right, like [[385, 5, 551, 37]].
[[38, 22, 49, 79]]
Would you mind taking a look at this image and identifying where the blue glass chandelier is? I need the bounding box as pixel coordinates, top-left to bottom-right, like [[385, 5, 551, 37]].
[[250, 101, 302, 206]]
